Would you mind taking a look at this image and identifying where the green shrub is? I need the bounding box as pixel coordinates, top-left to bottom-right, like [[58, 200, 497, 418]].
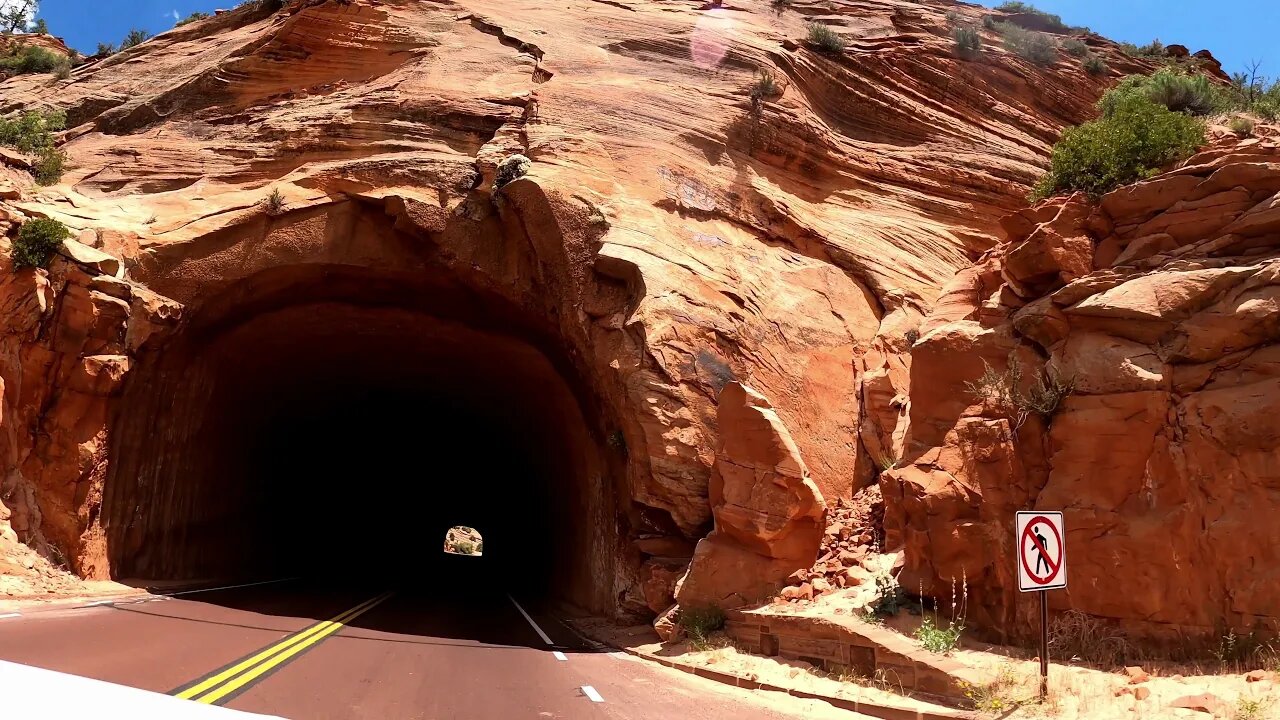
[[994, 2, 1069, 33], [1032, 95, 1205, 200], [915, 617, 964, 654], [0, 46, 64, 75], [495, 154, 531, 188], [749, 70, 779, 104], [264, 187, 285, 214], [0, 109, 67, 185], [95, 42, 117, 57], [0, 109, 65, 154], [53, 60, 70, 80], [33, 148, 65, 185], [120, 28, 151, 50], [1061, 38, 1089, 57], [1082, 54, 1107, 76], [865, 569, 904, 618], [981, 14, 998, 30], [1229, 116, 1255, 138], [11, 218, 70, 269], [176, 11, 211, 26], [806, 23, 845, 54], [678, 605, 726, 649], [998, 23, 1056, 66], [1255, 99, 1280, 121], [1122, 39, 1165, 58], [953, 26, 981, 56], [1100, 69, 1221, 117]]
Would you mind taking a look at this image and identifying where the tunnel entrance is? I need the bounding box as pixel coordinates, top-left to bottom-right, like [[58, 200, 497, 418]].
[[102, 264, 616, 612]]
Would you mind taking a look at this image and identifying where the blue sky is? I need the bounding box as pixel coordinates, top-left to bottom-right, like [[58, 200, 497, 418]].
[[978, 0, 1277, 77], [11, 1, 1279, 79], [19, 0, 228, 51]]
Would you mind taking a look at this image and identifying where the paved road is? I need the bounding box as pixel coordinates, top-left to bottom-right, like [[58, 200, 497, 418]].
[[0, 577, 864, 719]]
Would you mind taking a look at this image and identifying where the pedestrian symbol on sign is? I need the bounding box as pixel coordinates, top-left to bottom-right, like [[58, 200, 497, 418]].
[[1033, 526, 1051, 575]]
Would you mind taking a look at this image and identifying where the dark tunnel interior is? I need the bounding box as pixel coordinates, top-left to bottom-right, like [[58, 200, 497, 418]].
[[102, 266, 616, 612]]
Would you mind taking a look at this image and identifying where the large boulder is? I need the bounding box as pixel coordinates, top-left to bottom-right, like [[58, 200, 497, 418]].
[[675, 383, 825, 608]]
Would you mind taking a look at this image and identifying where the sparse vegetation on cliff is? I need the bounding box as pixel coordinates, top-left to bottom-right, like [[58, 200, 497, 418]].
[[1083, 54, 1108, 76], [0, 108, 67, 185], [1120, 39, 1165, 58], [749, 70, 779, 107], [994, 2, 1082, 34], [1032, 93, 1205, 200], [952, 26, 981, 57], [997, 23, 1057, 66], [1061, 38, 1088, 57], [264, 187, 285, 214], [120, 28, 152, 50], [806, 23, 845, 54], [0, 45, 63, 75], [965, 354, 1076, 426], [11, 218, 70, 269], [1101, 69, 1220, 116], [176, 11, 212, 26]]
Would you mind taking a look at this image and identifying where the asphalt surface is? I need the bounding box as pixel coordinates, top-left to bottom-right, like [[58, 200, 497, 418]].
[[0, 576, 864, 719]]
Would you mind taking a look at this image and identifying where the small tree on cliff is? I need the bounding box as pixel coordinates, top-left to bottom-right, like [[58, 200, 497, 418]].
[[11, 217, 70, 269], [0, 0, 36, 34]]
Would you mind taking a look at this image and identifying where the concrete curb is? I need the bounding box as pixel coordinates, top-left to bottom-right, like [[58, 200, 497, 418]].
[[616, 645, 976, 720]]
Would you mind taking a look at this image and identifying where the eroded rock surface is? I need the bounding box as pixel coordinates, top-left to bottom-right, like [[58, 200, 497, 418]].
[[883, 130, 1280, 646], [0, 0, 1200, 627]]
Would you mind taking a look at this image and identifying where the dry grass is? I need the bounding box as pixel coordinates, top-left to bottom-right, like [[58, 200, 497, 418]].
[[1048, 610, 1134, 669]]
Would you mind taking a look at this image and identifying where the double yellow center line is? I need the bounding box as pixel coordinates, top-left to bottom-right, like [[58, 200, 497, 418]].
[[172, 591, 393, 705]]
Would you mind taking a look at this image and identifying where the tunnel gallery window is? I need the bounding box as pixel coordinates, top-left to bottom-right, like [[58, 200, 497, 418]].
[[444, 526, 483, 556]]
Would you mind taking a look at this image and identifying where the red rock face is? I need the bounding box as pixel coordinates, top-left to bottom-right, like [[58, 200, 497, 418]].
[[884, 132, 1280, 647], [675, 383, 825, 609], [0, 0, 1186, 624]]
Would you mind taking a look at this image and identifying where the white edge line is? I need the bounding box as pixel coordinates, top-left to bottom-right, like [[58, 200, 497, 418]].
[[85, 600, 115, 607], [164, 576, 300, 597], [0, 612, 20, 619], [582, 685, 604, 703], [507, 594, 554, 646], [553, 651, 567, 661]]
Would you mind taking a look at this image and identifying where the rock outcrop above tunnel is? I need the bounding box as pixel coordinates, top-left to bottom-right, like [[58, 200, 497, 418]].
[[881, 127, 1280, 646]]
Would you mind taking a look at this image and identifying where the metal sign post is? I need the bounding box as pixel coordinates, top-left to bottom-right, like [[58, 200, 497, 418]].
[[1016, 511, 1066, 703]]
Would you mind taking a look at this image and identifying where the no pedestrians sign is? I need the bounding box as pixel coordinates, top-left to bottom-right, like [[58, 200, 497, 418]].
[[1017, 511, 1066, 592]]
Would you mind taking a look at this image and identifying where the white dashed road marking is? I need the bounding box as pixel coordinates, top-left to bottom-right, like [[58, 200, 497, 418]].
[[581, 685, 605, 703], [507, 594, 555, 646], [0, 613, 20, 620], [552, 651, 567, 661]]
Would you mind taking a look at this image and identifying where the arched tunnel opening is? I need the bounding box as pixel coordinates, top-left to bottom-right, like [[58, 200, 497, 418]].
[[101, 264, 619, 613]]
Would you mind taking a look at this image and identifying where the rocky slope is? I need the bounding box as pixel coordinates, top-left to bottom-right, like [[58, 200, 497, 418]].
[[2, 0, 1265, 650], [883, 122, 1280, 648]]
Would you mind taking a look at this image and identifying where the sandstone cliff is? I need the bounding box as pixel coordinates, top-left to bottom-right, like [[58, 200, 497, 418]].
[[3, 0, 1258, 648], [884, 122, 1280, 647]]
